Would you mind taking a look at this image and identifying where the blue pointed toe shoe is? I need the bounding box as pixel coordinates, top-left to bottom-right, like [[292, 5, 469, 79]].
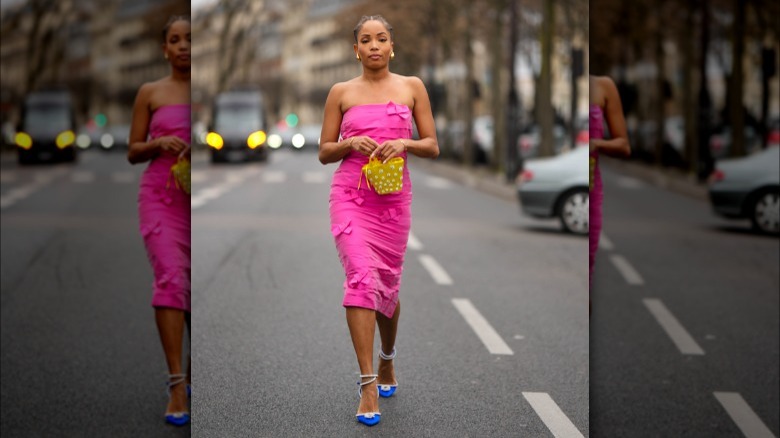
[[165, 373, 190, 426], [377, 346, 398, 398], [356, 374, 381, 426]]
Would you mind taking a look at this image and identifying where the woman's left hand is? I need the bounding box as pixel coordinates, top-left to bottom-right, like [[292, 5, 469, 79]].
[[371, 139, 406, 163]]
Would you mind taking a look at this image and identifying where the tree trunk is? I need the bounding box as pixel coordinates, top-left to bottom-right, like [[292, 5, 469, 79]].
[[538, 0, 554, 157], [729, 0, 746, 156]]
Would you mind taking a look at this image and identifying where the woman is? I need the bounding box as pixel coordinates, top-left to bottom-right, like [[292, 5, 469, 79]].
[[127, 16, 191, 426], [589, 75, 630, 314], [319, 15, 439, 426]]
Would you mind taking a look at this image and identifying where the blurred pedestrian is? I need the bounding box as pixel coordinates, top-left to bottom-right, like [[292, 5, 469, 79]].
[[127, 15, 191, 426], [319, 15, 439, 427], [589, 75, 631, 316]]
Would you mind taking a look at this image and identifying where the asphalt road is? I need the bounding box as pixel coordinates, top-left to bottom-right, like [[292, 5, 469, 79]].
[[1, 149, 190, 437], [591, 163, 779, 437], [191, 148, 588, 436]]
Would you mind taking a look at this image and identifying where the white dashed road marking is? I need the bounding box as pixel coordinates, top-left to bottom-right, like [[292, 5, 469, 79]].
[[419, 254, 453, 285], [642, 298, 704, 355], [609, 254, 644, 285], [714, 392, 776, 438], [111, 171, 135, 183], [522, 392, 585, 438], [263, 170, 286, 183], [599, 233, 614, 251], [451, 298, 513, 355], [425, 176, 453, 189], [616, 176, 645, 189], [407, 232, 423, 251], [191, 170, 208, 183], [71, 171, 95, 183], [302, 171, 327, 184]]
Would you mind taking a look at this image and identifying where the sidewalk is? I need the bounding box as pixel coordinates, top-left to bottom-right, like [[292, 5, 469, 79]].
[[600, 157, 709, 202]]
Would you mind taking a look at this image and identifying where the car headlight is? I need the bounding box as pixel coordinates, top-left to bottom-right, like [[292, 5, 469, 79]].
[[15, 132, 32, 149], [100, 133, 114, 149], [267, 134, 282, 149], [206, 132, 224, 150], [247, 130, 266, 149], [292, 133, 305, 149], [56, 130, 75, 149]]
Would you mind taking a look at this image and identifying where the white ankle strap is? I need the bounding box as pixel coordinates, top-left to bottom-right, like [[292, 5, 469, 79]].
[[167, 373, 187, 387], [358, 374, 378, 386], [379, 346, 396, 361]]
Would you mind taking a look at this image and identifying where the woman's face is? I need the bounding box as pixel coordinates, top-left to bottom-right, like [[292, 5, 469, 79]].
[[354, 20, 393, 67], [163, 20, 191, 70]]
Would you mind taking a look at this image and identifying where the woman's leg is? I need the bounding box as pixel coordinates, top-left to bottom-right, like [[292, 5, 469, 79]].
[[155, 307, 188, 414], [346, 307, 378, 414], [376, 301, 400, 385]]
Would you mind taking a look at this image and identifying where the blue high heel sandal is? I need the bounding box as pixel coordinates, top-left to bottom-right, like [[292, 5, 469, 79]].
[[165, 373, 190, 426], [377, 346, 398, 398], [356, 374, 381, 426]]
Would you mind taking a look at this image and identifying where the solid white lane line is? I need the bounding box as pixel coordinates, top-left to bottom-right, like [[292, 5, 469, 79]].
[[419, 254, 453, 285], [302, 171, 327, 184], [111, 172, 135, 183], [714, 392, 776, 438], [71, 171, 95, 183], [599, 233, 614, 251], [407, 232, 423, 250], [263, 170, 286, 183], [522, 392, 584, 438], [642, 298, 705, 355], [451, 298, 513, 355], [609, 254, 644, 285]]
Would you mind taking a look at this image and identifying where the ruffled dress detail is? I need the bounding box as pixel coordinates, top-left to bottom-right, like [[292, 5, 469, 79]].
[[329, 102, 413, 318], [137, 104, 191, 312]]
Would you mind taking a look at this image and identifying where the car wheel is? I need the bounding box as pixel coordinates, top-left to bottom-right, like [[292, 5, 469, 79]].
[[750, 189, 780, 235], [558, 189, 589, 235]]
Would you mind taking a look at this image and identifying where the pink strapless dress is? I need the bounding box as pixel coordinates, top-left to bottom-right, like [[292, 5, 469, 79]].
[[329, 102, 413, 318], [137, 104, 191, 312], [589, 104, 604, 290]]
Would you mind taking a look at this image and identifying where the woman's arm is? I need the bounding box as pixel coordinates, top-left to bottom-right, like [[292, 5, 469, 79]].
[[591, 76, 631, 158], [127, 83, 190, 164], [319, 83, 377, 164], [127, 83, 158, 164], [372, 76, 439, 162]]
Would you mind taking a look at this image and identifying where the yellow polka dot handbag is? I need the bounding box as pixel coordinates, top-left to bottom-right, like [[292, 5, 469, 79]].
[[360, 157, 404, 195], [169, 157, 191, 194]]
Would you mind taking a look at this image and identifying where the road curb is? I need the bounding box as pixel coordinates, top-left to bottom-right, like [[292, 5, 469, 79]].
[[409, 156, 517, 203], [601, 157, 709, 202]]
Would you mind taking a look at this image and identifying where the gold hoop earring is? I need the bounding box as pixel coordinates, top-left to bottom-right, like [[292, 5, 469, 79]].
[[165, 54, 169, 60], [356, 54, 360, 61], [390, 52, 395, 59]]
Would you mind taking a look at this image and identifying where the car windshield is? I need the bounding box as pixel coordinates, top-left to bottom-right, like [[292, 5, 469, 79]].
[[214, 105, 262, 133], [24, 105, 70, 135]]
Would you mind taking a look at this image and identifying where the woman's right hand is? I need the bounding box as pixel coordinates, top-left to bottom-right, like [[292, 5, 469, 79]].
[[154, 136, 189, 155], [349, 135, 380, 157]]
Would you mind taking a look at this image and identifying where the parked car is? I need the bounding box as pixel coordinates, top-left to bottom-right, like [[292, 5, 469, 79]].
[[708, 123, 761, 159], [630, 116, 687, 167], [516, 145, 589, 234], [516, 123, 568, 159], [766, 117, 780, 149], [707, 145, 779, 234], [437, 116, 493, 164]]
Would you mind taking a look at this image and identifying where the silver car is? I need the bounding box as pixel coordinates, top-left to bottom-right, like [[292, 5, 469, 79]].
[[708, 146, 780, 234], [516, 145, 589, 234]]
